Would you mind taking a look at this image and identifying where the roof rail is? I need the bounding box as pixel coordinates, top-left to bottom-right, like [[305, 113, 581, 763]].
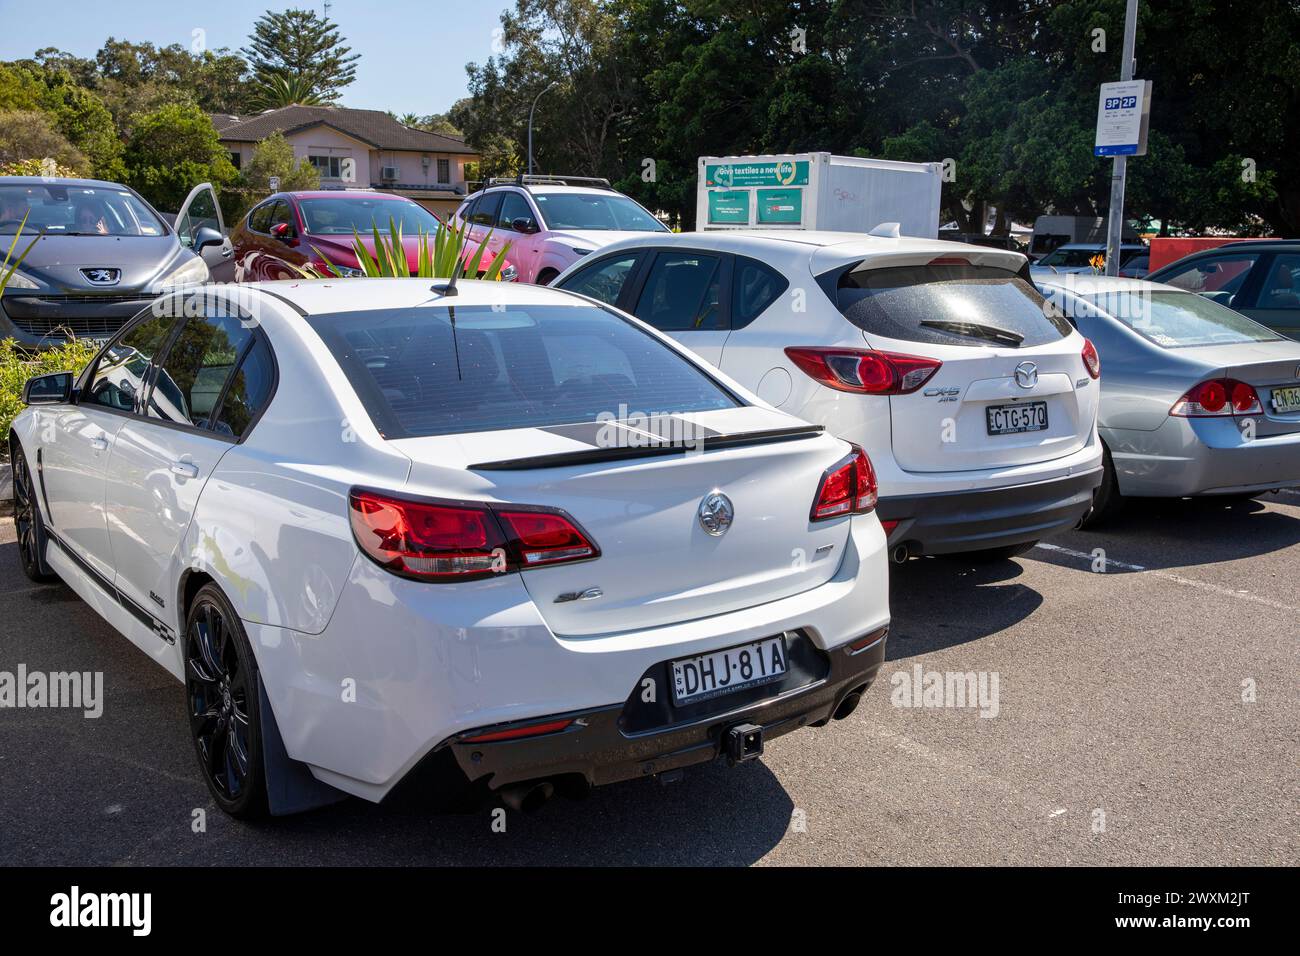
[[486, 174, 615, 193]]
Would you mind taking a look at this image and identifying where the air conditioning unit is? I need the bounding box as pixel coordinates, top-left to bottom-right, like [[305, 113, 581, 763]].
[[381, 166, 399, 181]]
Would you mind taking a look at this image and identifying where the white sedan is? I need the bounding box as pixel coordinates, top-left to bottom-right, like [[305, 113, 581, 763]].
[[8, 277, 890, 817]]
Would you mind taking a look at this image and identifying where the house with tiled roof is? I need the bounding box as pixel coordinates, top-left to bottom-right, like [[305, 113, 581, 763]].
[[212, 105, 479, 218]]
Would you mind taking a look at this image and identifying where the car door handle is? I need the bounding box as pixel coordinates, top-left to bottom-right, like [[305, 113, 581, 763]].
[[170, 461, 199, 479], [89, 437, 109, 451]]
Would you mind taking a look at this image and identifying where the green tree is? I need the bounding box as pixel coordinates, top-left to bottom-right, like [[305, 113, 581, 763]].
[[122, 102, 237, 212], [0, 63, 124, 180], [224, 131, 320, 220], [242, 8, 359, 103], [0, 110, 90, 173], [249, 73, 324, 110]]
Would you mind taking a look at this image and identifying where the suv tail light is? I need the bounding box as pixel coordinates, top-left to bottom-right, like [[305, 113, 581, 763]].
[[1170, 379, 1263, 417], [1082, 338, 1101, 379], [811, 445, 878, 521], [348, 489, 599, 582], [785, 347, 941, 395]]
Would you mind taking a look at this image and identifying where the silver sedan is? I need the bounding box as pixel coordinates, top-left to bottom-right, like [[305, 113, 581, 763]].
[[1037, 274, 1300, 525]]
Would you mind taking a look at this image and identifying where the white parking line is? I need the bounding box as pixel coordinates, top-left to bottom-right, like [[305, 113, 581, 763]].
[[1033, 542, 1300, 613]]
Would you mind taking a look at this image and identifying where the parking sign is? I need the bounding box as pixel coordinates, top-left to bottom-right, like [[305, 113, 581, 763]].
[[1094, 80, 1152, 156]]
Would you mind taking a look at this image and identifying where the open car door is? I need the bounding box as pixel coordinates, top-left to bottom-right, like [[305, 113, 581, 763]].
[[175, 182, 234, 280]]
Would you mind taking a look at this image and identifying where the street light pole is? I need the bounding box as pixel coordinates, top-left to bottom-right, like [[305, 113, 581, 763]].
[[528, 81, 559, 177], [1104, 0, 1140, 276]]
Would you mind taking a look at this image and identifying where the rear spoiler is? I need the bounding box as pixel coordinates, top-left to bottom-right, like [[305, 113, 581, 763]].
[[469, 423, 825, 471]]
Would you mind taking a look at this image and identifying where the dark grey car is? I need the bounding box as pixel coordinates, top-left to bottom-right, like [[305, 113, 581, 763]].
[[0, 178, 228, 348]]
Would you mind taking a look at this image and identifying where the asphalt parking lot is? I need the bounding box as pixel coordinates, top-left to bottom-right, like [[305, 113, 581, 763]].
[[1, 492, 1296, 867]]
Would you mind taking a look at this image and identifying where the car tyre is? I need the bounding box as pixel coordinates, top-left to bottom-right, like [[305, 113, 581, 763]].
[[1077, 444, 1123, 529], [10, 442, 58, 584], [185, 583, 268, 819]]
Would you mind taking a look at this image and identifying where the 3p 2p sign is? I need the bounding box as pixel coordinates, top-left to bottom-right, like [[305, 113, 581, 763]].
[[1094, 79, 1152, 157]]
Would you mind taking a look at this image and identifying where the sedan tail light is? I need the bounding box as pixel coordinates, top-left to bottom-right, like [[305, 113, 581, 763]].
[[785, 347, 941, 395], [1170, 379, 1263, 417], [1081, 338, 1101, 379], [348, 489, 599, 582], [811, 445, 878, 521]]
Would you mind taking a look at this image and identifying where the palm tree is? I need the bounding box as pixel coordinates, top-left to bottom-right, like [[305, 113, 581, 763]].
[[251, 73, 325, 111], [399, 112, 424, 127]]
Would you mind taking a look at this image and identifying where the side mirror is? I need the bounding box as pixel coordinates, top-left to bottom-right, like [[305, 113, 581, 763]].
[[22, 371, 74, 405], [194, 225, 224, 250], [271, 222, 295, 241], [511, 217, 539, 235]]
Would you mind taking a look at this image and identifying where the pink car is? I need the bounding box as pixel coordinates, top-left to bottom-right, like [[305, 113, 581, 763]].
[[228, 191, 515, 282]]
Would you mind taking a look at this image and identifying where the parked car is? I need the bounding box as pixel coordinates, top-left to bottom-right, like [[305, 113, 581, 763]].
[[1037, 274, 1300, 523], [226, 190, 512, 281], [8, 277, 890, 817], [452, 176, 669, 285], [553, 231, 1104, 562], [1028, 242, 1148, 278], [1116, 252, 1150, 278], [1146, 239, 1300, 340], [0, 177, 221, 348]]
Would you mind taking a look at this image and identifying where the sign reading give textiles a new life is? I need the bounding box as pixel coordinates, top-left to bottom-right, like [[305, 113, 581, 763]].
[[705, 160, 810, 188]]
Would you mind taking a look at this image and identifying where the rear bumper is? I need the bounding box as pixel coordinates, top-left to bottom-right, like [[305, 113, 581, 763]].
[[877, 467, 1102, 554], [441, 626, 887, 791], [1108, 419, 1300, 497]]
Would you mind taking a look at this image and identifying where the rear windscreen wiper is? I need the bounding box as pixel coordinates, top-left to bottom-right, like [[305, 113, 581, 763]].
[[920, 319, 1025, 346]]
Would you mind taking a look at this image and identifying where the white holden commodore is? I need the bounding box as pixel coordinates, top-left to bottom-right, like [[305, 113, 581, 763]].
[[8, 277, 890, 817]]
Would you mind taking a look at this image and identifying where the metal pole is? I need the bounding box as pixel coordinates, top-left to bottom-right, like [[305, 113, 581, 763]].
[[1105, 0, 1140, 276], [528, 81, 558, 176]]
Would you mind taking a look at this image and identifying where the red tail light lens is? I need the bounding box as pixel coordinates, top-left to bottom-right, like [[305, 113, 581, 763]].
[[811, 444, 878, 521], [348, 490, 599, 581], [785, 347, 942, 395], [1082, 338, 1101, 379], [462, 718, 575, 743], [495, 509, 599, 566], [1170, 379, 1262, 417]]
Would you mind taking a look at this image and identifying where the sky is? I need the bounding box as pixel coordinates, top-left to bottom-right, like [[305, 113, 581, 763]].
[[0, 0, 512, 116]]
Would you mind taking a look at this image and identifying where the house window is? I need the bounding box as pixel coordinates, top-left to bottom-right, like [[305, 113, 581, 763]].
[[309, 155, 344, 179], [437, 158, 450, 184], [228, 150, 242, 170]]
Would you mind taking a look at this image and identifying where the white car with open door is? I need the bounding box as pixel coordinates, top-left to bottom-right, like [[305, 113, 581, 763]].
[[555, 231, 1104, 563], [8, 277, 890, 817]]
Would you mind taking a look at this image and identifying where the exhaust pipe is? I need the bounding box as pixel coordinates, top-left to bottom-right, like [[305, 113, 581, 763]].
[[832, 689, 864, 721], [890, 544, 910, 565], [498, 780, 555, 813]]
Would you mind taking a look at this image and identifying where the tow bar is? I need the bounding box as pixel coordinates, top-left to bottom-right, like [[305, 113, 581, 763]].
[[724, 723, 764, 765]]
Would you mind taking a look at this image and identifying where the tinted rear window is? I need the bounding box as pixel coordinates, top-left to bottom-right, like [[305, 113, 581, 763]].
[[834, 263, 1073, 348], [307, 304, 739, 439]]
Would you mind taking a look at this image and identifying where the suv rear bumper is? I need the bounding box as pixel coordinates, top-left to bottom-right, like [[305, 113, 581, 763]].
[[877, 467, 1102, 555], [438, 626, 887, 792]]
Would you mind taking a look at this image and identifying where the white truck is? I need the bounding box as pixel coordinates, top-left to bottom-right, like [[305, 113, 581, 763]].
[[696, 152, 942, 238]]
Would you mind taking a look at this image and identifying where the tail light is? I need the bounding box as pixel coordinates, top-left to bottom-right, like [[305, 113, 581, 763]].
[[1082, 338, 1101, 379], [348, 489, 599, 582], [811, 445, 878, 521], [785, 347, 941, 395], [1170, 379, 1262, 417]]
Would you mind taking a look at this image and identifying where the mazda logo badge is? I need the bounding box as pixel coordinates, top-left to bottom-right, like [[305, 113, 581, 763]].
[[697, 491, 734, 537], [1014, 361, 1039, 389], [81, 268, 120, 285]]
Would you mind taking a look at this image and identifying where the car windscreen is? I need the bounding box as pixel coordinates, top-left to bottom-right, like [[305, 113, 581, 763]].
[[307, 304, 740, 439], [832, 263, 1073, 348], [532, 193, 669, 232], [299, 198, 442, 235], [1085, 290, 1283, 348], [0, 183, 164, 236]]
